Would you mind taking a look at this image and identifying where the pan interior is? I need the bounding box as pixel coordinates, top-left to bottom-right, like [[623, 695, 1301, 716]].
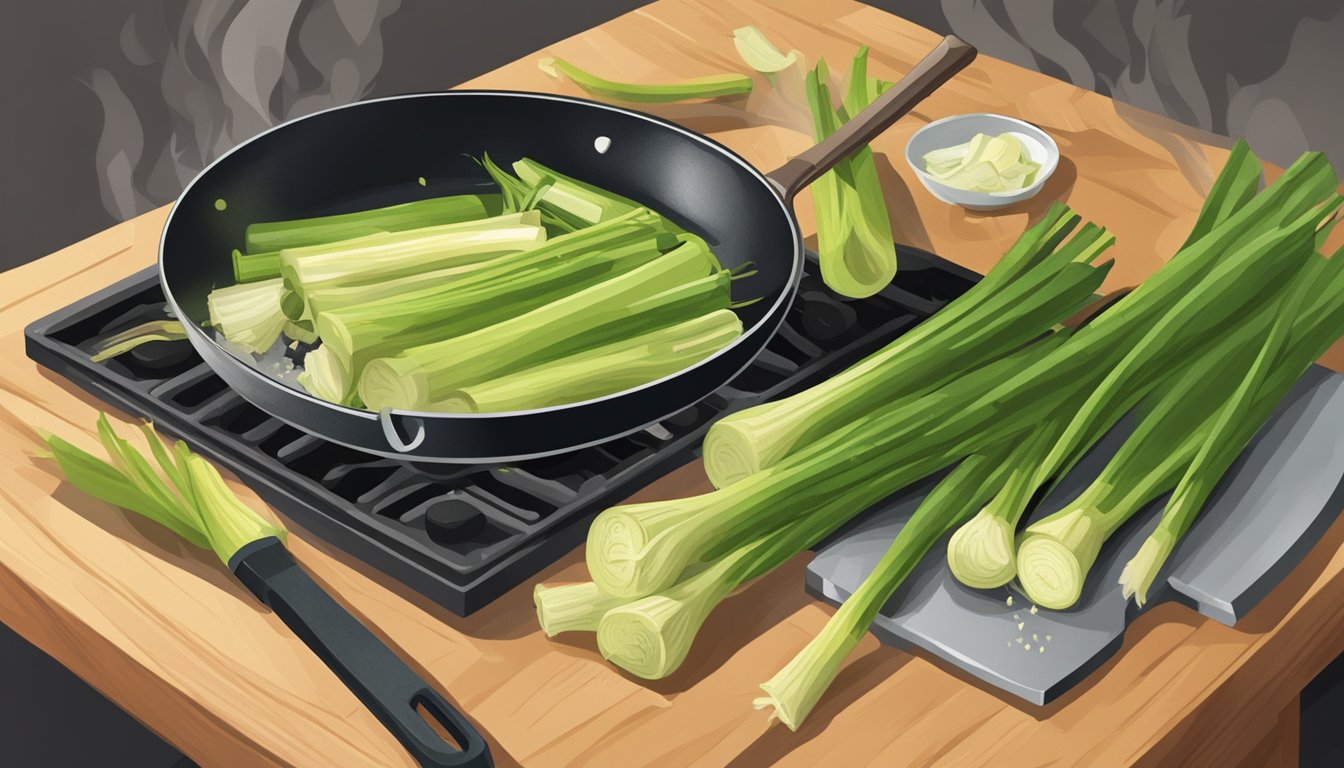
[[162, 92, 799, 342]]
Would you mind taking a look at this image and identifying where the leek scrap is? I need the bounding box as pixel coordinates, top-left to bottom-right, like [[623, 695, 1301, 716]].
[[539, 56, 752, 103], [90, 319, 187, 363], [44, 415, 286, 565]]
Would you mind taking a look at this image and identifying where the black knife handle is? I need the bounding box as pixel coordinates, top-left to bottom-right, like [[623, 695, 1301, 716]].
[[231, 538, 492, 768]]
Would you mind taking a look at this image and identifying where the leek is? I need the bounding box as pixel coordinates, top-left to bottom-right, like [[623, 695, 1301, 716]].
[[756, 437, 1026, 730], [207, 278, 287, 354], [231, 249, 281, 283], [586, 332, 1075, 599], [244, 194, 501, 252], [359, 238, 729, 410], [435, 309, 742, 413], [535, 582, 631, 636], [1120, 249, 1344, 605], [1016, 252, 1336, 609], [44, 416, 286, 565], [90, 319, 187, 362], [703, 205, 1107, 487], [539, 56, 752, 103], [301, 214, 673, 404], [805, 54, 898, 298], [278, 211, 547, 320], [595, 434, 1016, 680]]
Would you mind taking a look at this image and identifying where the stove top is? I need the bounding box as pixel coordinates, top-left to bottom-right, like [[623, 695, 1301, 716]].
[[25, 248, 974, 615]]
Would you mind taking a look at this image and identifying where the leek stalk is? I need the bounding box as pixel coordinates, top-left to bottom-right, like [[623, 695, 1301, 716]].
[[755, 437, 1026, 730], [703, 205, 1106, 487], [207, 277, 287, 354], [1017, 251, 1344, 609], [358, 238, 729, 410], [534, 582, 631, 636], [539, 56, 752, 103], [1120, 249, 1344, 605], [300, 214, 673, 404], [512, 157, 674, 232], [435, 309, 742, 413], [231, 249, 281, 283], [805, 54, 897, 298], [279, 211, 547, 320], [244, 193, 501, 252], [586, 332, 1075, 599]]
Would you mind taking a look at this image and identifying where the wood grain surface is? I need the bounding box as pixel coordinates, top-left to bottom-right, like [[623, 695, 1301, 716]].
[[1, 1, 1341, 766]]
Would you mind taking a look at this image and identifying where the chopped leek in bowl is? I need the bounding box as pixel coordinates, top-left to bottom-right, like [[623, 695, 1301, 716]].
[[905, 113, 1059, 210]]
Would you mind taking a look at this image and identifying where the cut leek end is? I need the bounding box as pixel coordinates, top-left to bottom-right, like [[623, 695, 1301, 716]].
[[1119, 528, 1178, 608], [535, 582, 615, 636], [702, 421, 768, 489], [1016, 513, 1107, 611], [754, 628, 861, 731], [820, 232, 898, 299], [358, 357, 427, 411], [586, 507, 685, 599], [946, 510, 1018, 589], [596, 595, 700, 679], [296, 346, 352, 406]]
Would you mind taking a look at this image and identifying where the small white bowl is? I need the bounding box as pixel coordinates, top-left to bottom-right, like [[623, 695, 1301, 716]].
[[905, 113, 1059, 211]]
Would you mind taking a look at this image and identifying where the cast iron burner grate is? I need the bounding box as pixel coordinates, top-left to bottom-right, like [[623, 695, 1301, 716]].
[[25, 248, 975, 615]]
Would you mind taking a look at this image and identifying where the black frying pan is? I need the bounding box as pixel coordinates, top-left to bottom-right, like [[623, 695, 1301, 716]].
[[160, 37, 976, 463]]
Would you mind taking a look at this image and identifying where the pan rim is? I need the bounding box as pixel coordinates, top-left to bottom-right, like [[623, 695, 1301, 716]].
[[160, 89, 804, 421]]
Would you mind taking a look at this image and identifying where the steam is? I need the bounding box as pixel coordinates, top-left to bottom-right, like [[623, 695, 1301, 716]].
[[90, 0, 401, 220], [929, 0, 1344, 170]]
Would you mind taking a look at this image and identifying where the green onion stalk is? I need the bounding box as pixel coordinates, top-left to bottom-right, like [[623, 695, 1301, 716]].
[[244, 193, 502, 252], [805, 53, 897, 299], [755, 436, 1034, 730], [1017, 246, 1344, 609], [358, 237, 730, 410], [299, 213, 674, 405], [278, 211, 547, 320], [703, 204, 1105, 487], [207, 277, 287, 354], [434, 309, 742, 413], [585, 331, 1077, 600], [539, 56, 753, 103], [44, 415, 287, 565], [1120, 248, 1344, 605]]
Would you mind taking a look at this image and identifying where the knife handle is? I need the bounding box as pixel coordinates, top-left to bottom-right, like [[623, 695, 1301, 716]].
[[232, 538, 492, 768]]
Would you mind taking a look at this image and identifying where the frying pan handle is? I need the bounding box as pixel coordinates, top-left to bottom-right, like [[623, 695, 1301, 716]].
[[765, 35, 977, 199], [232, 538, 493, 767]]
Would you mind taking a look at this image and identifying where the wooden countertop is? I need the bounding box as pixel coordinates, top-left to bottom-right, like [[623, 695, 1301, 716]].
[[2, 1, 1342, 765]]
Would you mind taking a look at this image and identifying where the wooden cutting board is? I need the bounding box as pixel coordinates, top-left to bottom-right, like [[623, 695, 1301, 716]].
[[1, 0, 1342, 766]]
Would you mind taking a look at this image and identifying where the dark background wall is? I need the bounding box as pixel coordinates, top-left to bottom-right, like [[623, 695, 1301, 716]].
[[3, 0, 1343, 273], [2, 1, 1343, 766]]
